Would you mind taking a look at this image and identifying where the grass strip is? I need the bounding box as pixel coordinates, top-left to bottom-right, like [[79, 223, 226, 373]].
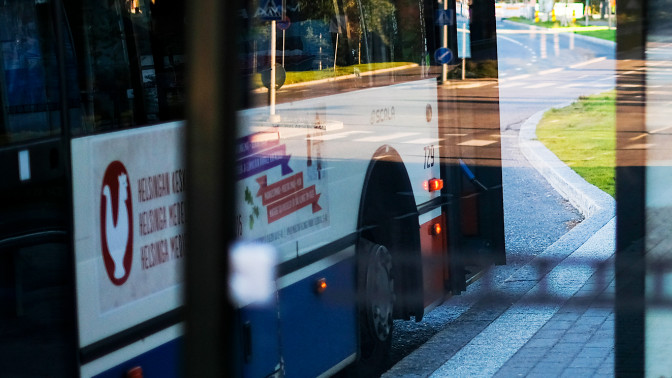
[[505, 17, 615, 42], [574, 28, 615, 41], [536, 91, 616, 197], [251, 62, 413, 88]]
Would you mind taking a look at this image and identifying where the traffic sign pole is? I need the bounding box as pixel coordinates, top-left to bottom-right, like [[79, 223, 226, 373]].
[[442, 0, 448, 83], [462, 23, 466, 80], [270, 20, 277, 118]]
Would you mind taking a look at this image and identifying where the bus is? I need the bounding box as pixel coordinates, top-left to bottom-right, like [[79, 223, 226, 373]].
[[0, 0, 503, 376]]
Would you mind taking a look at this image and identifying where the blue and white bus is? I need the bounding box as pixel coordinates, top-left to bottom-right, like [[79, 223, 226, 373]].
[[0, 0, 504, 376]]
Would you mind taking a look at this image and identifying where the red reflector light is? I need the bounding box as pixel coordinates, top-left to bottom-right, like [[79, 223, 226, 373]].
[[425, 178, 443, 192], [315, 278, 327, 294], [127, 367, 143, 378], [431, 223, 442, 235]]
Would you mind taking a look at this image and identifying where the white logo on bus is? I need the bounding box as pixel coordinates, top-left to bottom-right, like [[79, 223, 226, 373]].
[[100, 161, 134, 285]]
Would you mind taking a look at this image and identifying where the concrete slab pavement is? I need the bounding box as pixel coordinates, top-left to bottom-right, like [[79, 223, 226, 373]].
[[383, 104, 616, 377]]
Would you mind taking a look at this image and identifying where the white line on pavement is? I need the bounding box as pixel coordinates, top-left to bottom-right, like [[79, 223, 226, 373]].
[[569, 56, 608, 69]]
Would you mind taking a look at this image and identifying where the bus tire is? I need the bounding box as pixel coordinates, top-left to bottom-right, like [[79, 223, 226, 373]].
[[355, 238, 394, 374]]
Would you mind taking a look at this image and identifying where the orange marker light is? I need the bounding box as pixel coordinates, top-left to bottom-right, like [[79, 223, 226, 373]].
[[431, 223, 442, 235], [425, 178, 443, 192], [315, 278, 327, 294]]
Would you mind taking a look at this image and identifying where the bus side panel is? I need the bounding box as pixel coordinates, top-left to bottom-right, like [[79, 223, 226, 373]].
[[277, 256, 357, 377], [92, 338, 183, 378], [419, 211, 448, 307], [239, 304, 283, 377]]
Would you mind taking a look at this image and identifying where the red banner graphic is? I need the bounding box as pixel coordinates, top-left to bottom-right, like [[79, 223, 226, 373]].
[[256, 173, 304, 206], [267, 185, 322, 223]]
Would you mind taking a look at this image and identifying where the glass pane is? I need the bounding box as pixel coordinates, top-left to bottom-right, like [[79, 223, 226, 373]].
[[230, 0, 502, 376], [0, 0, 62, 145], [66, 0, 185, 133]]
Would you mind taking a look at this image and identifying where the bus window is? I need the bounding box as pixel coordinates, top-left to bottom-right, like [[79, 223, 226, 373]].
[[66, 0, 185, 133], [0, 0, 62, 145], [0, 242, 77, 376]]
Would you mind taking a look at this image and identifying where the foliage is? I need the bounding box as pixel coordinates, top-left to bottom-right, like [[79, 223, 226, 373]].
[[351, 0, 397, 46], [297, 0, 337, 22], [448, 60, 499, 79]]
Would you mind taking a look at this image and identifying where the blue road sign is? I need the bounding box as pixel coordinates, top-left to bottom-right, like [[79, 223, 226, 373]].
[[277, 17, 291, 30], [434, 47, 453, 64], [435, 9, 454, 26], [256, 0, 282, 21]]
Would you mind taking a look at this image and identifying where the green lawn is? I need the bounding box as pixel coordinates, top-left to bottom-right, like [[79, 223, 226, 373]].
[[536, 91, 616, 197], [574, 28, 615, 41], [252, 62, 414, 88], [506, 17, 616, 42]]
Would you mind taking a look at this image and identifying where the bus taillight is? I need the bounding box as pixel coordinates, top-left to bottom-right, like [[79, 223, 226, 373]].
[[424, 178, 443, 192]]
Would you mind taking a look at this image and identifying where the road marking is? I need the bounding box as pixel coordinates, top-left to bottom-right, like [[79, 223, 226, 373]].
[[539, 67, 564, 75], [458, 139, 497, 147], [355, 132, 419, 142], [498, 34, 526, 47], [307, 131, 371, 141], [569, 56, 607, 69], [444, 81, 494, 89], [498, 73, 531, 83], [630, 133, 647, 141], [496, 82, 526, 89], [403, 138, 444, 144], [498, 26, 611, 33], [526, 82, 556, 89], [626, 143, 654, 149], [649, 124, 672, 134], [559, 82, 613, 89]]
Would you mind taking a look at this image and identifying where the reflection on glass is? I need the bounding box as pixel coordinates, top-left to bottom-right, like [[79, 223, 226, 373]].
[[644, 21, 672, 377], [233, 0, 503, 376]]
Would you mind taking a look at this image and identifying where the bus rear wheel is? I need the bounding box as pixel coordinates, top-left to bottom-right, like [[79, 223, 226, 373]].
[[356, 239, 394, 374]]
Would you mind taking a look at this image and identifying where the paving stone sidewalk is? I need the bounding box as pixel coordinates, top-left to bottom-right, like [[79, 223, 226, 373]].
[[493, 255, 615, 378]]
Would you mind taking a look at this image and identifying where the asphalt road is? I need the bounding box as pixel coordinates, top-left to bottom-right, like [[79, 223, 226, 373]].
[[385, 20, 616, 373]]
